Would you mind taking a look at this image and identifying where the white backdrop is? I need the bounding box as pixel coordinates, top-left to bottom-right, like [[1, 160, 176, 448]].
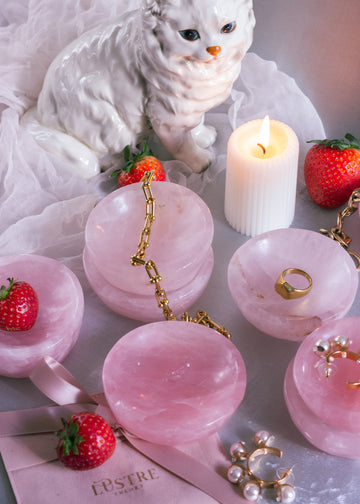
[[251, 0, 360, 138]]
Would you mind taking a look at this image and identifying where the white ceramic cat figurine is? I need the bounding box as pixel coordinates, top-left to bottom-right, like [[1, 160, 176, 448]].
[[21, 0, 255, 179]]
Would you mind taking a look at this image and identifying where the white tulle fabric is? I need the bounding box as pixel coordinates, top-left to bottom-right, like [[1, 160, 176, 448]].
[[0, 0, 325, 276]]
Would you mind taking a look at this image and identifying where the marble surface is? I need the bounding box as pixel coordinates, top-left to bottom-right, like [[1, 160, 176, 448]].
[[0, 170, 359, 503]]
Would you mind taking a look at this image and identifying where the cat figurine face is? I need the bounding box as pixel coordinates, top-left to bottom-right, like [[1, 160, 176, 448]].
[[21, 0, 255, 178], [145, 0, 254, 63]]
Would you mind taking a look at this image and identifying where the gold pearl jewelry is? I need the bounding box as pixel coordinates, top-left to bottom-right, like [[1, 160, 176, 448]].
[[227, 431, 295, 502]]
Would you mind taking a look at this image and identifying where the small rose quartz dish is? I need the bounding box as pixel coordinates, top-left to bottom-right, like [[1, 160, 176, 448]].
[[103, 320, 246, 445], [0, 254, 84, 378], [84, 181, 214, 321], [284, 317, 360, 459], [227, 228, 358, 340], [83, 246, 213, 322]]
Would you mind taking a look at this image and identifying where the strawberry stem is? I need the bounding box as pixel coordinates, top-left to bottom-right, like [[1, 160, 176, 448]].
[[56, 416, 83, 456], [307, 134, 360, 151], [110, 142, 154, 177], [0, 278, 15, 300]]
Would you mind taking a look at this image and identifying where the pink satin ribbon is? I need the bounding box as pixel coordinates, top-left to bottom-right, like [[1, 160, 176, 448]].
[[30, 356, 97, 406], [0, 356, 247, 504]]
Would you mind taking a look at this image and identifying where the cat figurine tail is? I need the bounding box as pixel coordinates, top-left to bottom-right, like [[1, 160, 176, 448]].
[[21, 0, 255, 179], [21, 107, 101, 179]]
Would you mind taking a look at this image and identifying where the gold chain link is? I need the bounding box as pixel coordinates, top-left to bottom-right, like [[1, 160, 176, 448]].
[[181, 311, 231, 339], [319, 187, 360, 270], [130, 171, 231, 339], [130, 172, 156, 264]]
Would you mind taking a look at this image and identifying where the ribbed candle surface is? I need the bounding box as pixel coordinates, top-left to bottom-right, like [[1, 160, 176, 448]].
[[225, 119, 299, 236]]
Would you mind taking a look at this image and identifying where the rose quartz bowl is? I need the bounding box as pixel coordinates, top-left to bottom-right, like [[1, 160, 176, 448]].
[[227, 228, 358, 340], [84, 181, 214, 321], [284, 318, 360, 459], [0, 254, 84, 378], [103, 320, 246, 445], [83, 246, 213, 322]]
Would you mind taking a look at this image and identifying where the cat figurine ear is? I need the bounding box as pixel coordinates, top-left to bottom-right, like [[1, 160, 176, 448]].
[[21, 1, 255, 178], [142, 0, 162, 16]]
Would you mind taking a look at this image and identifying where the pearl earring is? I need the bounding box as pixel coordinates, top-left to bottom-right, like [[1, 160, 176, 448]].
[[313, 335, 360, 389], [227, 430, 296, 503]]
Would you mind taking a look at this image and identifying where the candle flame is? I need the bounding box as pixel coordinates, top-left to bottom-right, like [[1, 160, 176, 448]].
[[257, 115, 270, 154]]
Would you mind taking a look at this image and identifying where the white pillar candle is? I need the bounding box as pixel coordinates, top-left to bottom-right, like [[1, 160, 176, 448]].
[[224, 117, 299, 237]]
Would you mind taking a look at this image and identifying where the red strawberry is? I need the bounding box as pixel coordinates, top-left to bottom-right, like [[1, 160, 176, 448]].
[[0, 277, 39, 331], [56, 411, 116, 471], [304, 134, 360, 208], [111, 143, 166, 187]]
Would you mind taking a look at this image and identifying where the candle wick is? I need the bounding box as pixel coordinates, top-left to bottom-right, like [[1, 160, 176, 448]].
[[257, 143, 266, 155]]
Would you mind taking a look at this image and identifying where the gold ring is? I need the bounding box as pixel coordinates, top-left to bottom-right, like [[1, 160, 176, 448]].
[[246, 447, 292, 488], [274, 268, 312, 300], [326, 350, 360, 390]]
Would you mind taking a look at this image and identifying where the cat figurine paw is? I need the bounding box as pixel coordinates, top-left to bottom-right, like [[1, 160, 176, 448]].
[[21, 0, 255, 179], [192, 123, 218, 151]]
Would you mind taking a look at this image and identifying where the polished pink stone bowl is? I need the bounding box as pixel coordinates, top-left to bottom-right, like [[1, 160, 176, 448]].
[[85, 181, 214, 294], [228, 228, 358, 340], [84, 181, 214, 321], [83, 246, 213, 322], [103, 321, 246, 445], [0, 254, 84, 378], [284, 317, 360, 458]]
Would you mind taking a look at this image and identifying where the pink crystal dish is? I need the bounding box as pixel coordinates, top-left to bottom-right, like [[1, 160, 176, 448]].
[[284, 318, 360, 459], [103, 320, 246, 445], [84, 181, 214, 321], [83, 246, 213, 322], [0, 254, 84, 378], [227, 228, 358, 340]]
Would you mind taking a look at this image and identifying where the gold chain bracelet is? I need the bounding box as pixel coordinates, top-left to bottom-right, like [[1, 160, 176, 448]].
[[320, 187, 360, 270], [130, 171, 231, 339]]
